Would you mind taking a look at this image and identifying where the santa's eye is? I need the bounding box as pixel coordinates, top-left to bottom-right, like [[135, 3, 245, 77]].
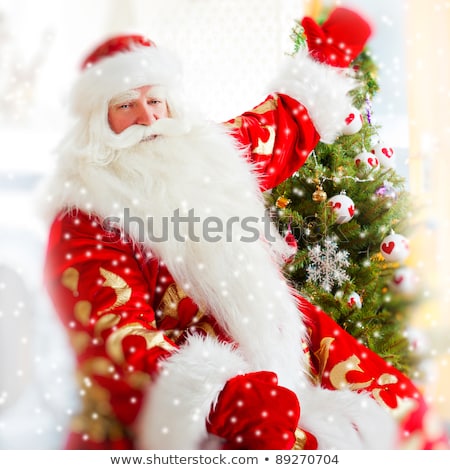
[[118, 102, 133, 110]]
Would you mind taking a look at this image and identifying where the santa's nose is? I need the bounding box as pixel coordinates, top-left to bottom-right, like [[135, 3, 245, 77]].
[[136, 103, 157, 126]]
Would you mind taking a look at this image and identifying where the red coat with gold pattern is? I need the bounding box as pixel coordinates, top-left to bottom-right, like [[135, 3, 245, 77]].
[[43, 92, 448, 450]]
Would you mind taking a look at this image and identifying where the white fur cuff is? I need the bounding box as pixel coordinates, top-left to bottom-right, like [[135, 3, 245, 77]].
[[135, 335, 250, 449], [269, 48, 356, 144]]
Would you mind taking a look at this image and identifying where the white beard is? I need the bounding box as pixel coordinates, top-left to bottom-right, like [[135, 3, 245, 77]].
[[42, 116, 309, 391]]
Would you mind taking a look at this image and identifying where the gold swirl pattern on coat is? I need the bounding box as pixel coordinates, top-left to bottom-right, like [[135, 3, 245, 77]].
[[313, 337, 334, 383], [312, 336, 422, 423], [158, 283, 188, 319], [98, 267, 132, 314], [69, 330, 91, 354], [253, 125, 276, 156], [106, 322, 175, 364], [94, 313, 121, 337], [61, 266, 80, 294], [251, 97, 277, 114], [74, 300, 92, 326], [329, 354, 374, 391], [292, 428, 308, 450]]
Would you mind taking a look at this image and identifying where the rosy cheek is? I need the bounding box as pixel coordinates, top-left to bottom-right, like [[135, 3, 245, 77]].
[[108, 113, 126, 134]]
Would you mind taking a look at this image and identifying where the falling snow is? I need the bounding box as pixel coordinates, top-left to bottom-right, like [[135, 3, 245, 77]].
[[306, 237, 350, 292]]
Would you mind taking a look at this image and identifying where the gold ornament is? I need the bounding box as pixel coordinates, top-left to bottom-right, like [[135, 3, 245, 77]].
[[276, 195, 291, 209], [312, 185, 327, 202]]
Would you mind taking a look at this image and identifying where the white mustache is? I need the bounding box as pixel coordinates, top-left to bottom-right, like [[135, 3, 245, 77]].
[[105, 118, 191, 150]]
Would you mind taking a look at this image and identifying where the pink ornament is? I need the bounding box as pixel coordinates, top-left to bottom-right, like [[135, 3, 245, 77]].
[[347, 292, 362, 309], [328, 193, 355, 224], [380, 233, 410, 262], [370, 143, 396, 169], [406, 327, 429, 354], [342, 108, 363, 135], [375, 183, 398, 200], [390, 267, 418, 294], [354, 151, 380, 171]]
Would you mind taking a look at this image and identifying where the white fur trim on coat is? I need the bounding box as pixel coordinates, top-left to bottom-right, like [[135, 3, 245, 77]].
[[135, 335, 250, 449], [296, 383, 398, 449], [269, 48, 356, 144], [136, 333, 398, 449]]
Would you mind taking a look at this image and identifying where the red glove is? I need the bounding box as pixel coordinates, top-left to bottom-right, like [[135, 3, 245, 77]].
[[206, 371, 300, 450], [301, 7, 372, 68]]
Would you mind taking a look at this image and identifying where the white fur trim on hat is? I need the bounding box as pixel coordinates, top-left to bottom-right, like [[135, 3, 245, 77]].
[[71, 45, 182, 117], [269, 48, 357, 144]]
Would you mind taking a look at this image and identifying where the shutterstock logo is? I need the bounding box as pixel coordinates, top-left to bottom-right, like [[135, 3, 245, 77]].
[[102, 208, 278, 243]]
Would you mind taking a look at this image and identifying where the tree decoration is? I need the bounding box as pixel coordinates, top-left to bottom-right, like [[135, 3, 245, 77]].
[[276, 195, 291, 209], [380, 232, 410, 263], [306, 237, 350, 292], [375, 182, 398, 200], [283, 226, 298, 264], [354, 150, 380, 171], [390, 267, 418, 295], [370, 142, 396, 169], [328, 192, 356, 224], [312, 184, 327, 202], [347, 291, 362, 309], [311, 174, 327, 202], [342, 107, 363, 135]]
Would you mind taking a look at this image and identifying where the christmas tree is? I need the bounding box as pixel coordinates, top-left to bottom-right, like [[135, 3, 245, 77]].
[[271, 10, 421, 375]]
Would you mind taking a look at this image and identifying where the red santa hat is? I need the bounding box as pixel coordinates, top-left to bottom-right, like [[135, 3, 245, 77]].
[[70, 34, 183, 117]]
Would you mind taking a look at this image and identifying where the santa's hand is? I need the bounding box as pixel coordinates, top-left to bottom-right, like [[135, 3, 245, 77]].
[[301, 7, 372, 68], [206, 371, 300, 450]]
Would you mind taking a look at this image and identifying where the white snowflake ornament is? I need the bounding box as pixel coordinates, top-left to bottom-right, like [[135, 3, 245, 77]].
[[328, 193, 356, 224], [306, 237, 350, 292], [380, 233, 410, 262]]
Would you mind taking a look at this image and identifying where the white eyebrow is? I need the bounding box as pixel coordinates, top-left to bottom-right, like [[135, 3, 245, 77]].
[[109, 90, 140, 106], [146, 86, 166, 100]]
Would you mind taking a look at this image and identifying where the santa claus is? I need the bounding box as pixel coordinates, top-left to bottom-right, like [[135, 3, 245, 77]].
[[41, 8, 448, 450]]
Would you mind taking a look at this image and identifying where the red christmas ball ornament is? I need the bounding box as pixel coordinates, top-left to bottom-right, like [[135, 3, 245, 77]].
[[347, 292, 362, 309], [390, 267, 419, 294], [328, 193, 356, 224], [282, 227, 298, 264], [370, 143, 396, 169], [354, 151, 380, 171], [342, 108, 363, 135], [285, 231, 297, 249], [380, 233, 410, 262]]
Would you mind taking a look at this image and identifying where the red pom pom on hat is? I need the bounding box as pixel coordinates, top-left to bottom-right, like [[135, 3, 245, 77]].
[[301, 6, 373, 67], [81, 34, 156, 70]]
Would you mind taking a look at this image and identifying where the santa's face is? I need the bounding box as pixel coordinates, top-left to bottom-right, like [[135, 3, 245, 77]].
[[107, 85, 169, 134]]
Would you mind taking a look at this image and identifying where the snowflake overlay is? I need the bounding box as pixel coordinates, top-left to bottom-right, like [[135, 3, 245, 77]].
[[306, 237, 350, 292]]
